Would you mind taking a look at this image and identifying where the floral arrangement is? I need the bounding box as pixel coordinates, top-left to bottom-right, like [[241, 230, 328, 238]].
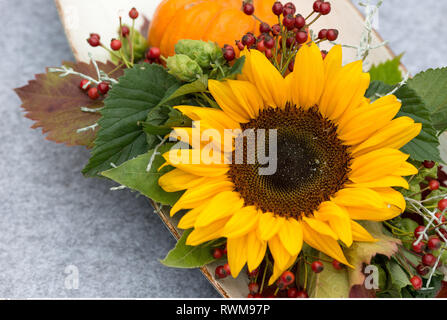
[[15, 0, 447, 298]]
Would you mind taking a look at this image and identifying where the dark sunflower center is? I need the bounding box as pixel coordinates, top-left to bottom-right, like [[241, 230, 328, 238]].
[[227, 104, 352, 219]]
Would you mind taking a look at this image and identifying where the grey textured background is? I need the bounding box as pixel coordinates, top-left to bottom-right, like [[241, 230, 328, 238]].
[[0, 0, 446, 298]]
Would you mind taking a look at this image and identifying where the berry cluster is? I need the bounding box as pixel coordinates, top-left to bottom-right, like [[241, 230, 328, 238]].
[[79, 79, 110, 101], [86, 7, 162, 68], [237, 1, 339, 74]]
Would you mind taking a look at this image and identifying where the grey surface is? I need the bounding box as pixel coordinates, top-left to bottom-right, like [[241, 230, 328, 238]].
[[0, 0, 446, 298]]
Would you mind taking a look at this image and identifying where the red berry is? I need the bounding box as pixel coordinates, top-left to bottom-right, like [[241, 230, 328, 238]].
[[438, 199, 447, 211], [223, 245, 227, 255], [236, 40, 245, 51], [332, 259, 343, 270], [422, 253, 436, 267], [439, 228, 447, 241], [416, 264, 429, 276], [428, 237, 442, 250], [283, 14, 296, 31], [87, 34, 100, 47], [296, 31, 308, 44], [318, 28, 328, 39], [121, 26, 130, 37], [410, 275, 423, 290], [212, 248, 223, 259], [281, 271, 295, 286], [223, 263, 231, 275], [287, 287, 299, 298], [247, 294, 254, 298], [412, 240, 425, 253], [256, 40, 266, 52], [313, 0, 323, 12], [97, 82, 110, 95], [265, 49, 273, 59], [248, 268, 259, 277], [260, 22, 270, 34], [414, 225, 425, 238], [311, 261, 324, 273], [436, 212, 446, 223], [110, 39, 122, 51], [272, 24, 281, 36], [288, 60, 294, 72], [243, 3, 255, 15], [296, 290, 309, 298], [264, 36, 275, 49], [286, 37, 295, 48], [295, 14, 306, 29], [215, 265, 227, 279], [319, 2, 331, 15], [423, 160, 435, 169], [223, 47, 236, 61], [147, 47, 161, 60], [129, 7, 139, 19], [80, 79, 90, 91], [429, 179, 440, 191], [272, 2, 283, 16], [88, 87, 100, 100], [283, 2, 296, 16], [242, 33, 256, 47], [248, 282, 259, 294], [321, 50, 328, 59], [327, 29, 339, 41]]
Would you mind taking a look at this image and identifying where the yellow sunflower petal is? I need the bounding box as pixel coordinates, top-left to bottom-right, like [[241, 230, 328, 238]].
[[268, 235, 292, 271], [175, 105, 240, 130], [186, 218, 229, 246], [351, 220, 377, 242], [278, 219, 303, 256], [302, 222, 353, 268], [223, 206, 259, 238], [195, 191, 244, 228], [395, 161, 419, 176], [290, 42, 325, 109], [352, 117, 422, 155], [319, 60, 370, 122], [246, 231, 267, 272], [239, 49, 287, 108], [349, 148, 409, 183], [323, 44, 342, 84], [338, 95, 402, 145], [227, 80, 264, 118], [170, 179, 233, 216], [315, 201, 353, 247], [177, 202, 208, 229], [346, 205, 402, 221], [163, 149, 229, 177], [303, 217, 338, 240], [158, 168, 205, 192], [332, 188, 386, 209], [257, 212, 285, 241], [347, 176, 409, 189], [227, 235, 248, 278], [373, 187, 406, 211]]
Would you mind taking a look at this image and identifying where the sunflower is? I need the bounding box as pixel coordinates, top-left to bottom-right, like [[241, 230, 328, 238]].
[[159, 43, 421, 284]]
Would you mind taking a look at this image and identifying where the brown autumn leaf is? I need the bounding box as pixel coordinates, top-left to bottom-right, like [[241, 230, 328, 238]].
[[346, 221, 401, 297], [15, 60, 123, 148]]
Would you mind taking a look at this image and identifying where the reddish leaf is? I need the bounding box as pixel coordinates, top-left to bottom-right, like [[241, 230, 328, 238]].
[[15, 60, 123, 148]]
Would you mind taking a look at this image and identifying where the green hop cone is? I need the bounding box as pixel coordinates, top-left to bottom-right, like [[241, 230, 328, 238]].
[[175, 40, 223, 69], [167, 54, 203, 82]]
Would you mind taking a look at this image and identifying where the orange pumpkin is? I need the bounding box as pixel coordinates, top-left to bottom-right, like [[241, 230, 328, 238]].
[[148, 0, 277, 57]]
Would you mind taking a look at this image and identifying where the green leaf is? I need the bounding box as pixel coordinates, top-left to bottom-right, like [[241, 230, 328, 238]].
[[407, 68, 447, 132], [387, 260, 412, 290], [101, 144, 182, 206], [161, 229, 216, 268], [142, 106, 192, 139], [159, 75, 208, 106], [82, 63, 181, 177], [394, 85, 441, 162], [225, 56, 246, 80], [369, 55, 403, 85]]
